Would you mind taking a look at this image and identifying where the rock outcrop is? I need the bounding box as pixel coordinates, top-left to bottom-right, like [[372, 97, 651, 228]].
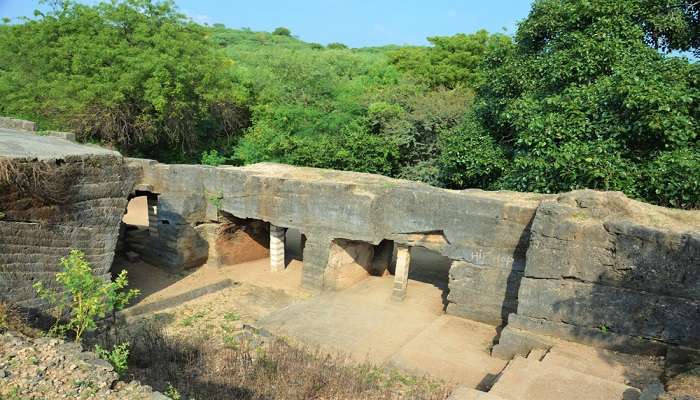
[[128, 160, 545, 326], [0, 129, 133, 309], [493, 191, 700, 358], [1, 125, 699, 360]]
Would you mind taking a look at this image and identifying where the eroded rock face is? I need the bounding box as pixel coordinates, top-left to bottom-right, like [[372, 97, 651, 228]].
[[494, 191, 700, 358], [2, 127, 699, 358], [0, 131, 133, 309], [130, 160, 545, 325], [324, 239, 375, 290], [213, 217, 270, 266]]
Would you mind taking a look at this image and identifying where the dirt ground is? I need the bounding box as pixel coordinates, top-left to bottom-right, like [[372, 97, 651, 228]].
[[116, 241, 506, 390]]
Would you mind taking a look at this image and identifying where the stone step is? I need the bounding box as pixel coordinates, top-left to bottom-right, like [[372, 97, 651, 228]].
[[540, 342, 664, 388], [125, 242, 146, 252], [489, 356, 641, 400], [125, 235, 149, 244], [125, 230, 150, 239], [527, 347, 549, 361], [448, 385, 507, 400]]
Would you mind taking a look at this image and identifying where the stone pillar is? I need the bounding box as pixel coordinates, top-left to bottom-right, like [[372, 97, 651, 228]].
[[146, 195, 159, 237], [392, 245, 411, 301], [270, 224, 286, 272]]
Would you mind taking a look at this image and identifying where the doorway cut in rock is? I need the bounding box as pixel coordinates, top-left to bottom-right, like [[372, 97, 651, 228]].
[[118, 191, 159, 263], [205, 211, 270, 268]]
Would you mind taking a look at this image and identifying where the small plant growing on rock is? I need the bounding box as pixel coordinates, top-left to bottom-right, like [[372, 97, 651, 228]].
[[164, 383, 182, 400], [207, 191, 224, 210], [94, 342, 130, 377], [33, 249, 140, 342]]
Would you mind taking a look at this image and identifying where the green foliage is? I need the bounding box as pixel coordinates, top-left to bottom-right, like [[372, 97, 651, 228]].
[[94, 342, 130, 377], [0, 0, 248, 161], [2, 0, 698, 209], [327, 42, 348, 49], [33, 250, 140, 342], [388, 30, 512, 89], [438, 115, 506, 189], [470, 0, 700, 207], [201, 149, 228, 166], [207, 191, 224, 209], [164, 384, 182, 400], [272, 26, 291, 36], [641, 147, 700, 209]]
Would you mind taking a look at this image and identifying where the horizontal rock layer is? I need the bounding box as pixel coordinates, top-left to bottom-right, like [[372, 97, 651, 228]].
[[2, 127, 699, 357], [130, 160, 544, 324], [494, 191, 700, 357], [0, 131, 133, 309]]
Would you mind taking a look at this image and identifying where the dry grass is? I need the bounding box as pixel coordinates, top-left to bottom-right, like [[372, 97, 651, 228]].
[[0, 302, 41, 337], [95, 321, 452, 400], [0, 158, 79, 205]]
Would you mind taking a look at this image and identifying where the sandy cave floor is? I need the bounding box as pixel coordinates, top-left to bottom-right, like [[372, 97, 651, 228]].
[[115, 246, 507, 389]]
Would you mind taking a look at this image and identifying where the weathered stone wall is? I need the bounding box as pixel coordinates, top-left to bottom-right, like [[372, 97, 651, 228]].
[[493, 191, 700, 358], [2, 126, 698, 358], [129, 161, 700, 356], [0, 117, 36, 132], [128, 160, 544, 326], [0, 131, 133, 309]]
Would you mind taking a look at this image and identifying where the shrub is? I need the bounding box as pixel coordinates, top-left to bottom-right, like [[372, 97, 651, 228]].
[[272, 27, 291, 36], [33, 250, 140, 342], [201, 149, 228, 166], [164, 384, 182, 400], [94, 342, 130, 377], [438, 116, 506, 189], [0, 0, 248, 160], [641, 147, 700, 209], [327, 42, 348, 49]]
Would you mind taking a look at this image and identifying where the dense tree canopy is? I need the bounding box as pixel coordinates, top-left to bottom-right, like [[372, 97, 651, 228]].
[[0, 0, 697, 208], [0, 0, 247, 160], [388, 30, 511, 89], [466, 0, 700, 208]]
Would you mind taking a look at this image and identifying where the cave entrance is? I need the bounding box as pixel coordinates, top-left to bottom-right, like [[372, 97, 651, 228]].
[[389, 244, 452, 311], [122, 195, 149, 227], [119, 191, 158, 259], [214, 211, 271, 267], [284, 228, 305, 264]]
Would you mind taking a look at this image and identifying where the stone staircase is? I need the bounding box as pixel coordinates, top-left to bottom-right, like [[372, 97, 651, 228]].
[[123, 227, 150, 254], [450, 342, 665, 400]]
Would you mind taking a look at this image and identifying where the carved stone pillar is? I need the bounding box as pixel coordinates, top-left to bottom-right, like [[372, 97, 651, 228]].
[[269, 224, 286, 272], [392, 245, 411, 301]]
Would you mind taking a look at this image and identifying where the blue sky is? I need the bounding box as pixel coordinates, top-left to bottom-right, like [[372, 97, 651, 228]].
[[0, 0, 534, 47]]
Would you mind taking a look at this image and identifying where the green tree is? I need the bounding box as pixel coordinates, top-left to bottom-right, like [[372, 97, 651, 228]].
[[389, 30, 512, 89], [466, 0, 699, 207], [327, 42, 348, 49], [0, 0, 248, 161], [272, 26, 291, 36]]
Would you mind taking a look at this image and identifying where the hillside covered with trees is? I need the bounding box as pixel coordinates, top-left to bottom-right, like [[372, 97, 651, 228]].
[[0, 0, 698, 208]]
